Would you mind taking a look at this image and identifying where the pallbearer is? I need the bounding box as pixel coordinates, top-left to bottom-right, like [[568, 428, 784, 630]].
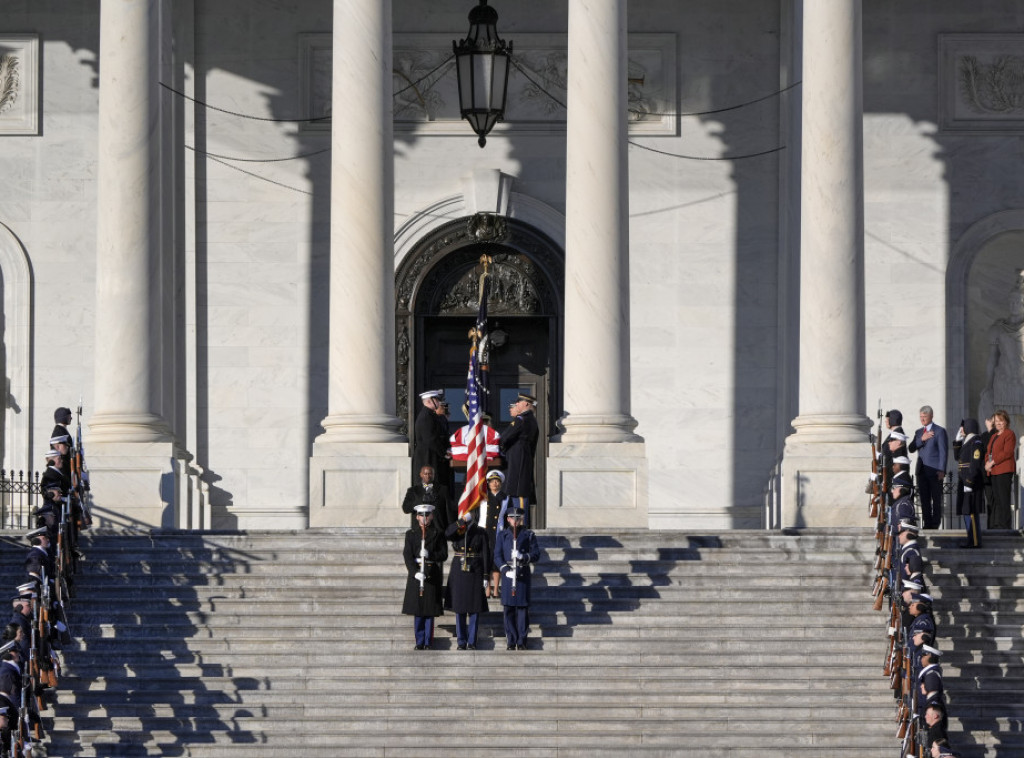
[[494, 505, 540, 651], [443, 511, 490, 650], [401, 504, 447, 651]]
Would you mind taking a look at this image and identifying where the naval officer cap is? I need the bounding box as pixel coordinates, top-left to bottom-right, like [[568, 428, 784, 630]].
[[891, 472, 912, 489], [902, 580, 923, 592], [898, 520, 919, 533], [44, 448, 61, 459], [516, 393, 537, 405], [49, 434, 71, 446], [508, 505, 526, 518], [486, 470, 505, 482], [921, 644, 942, 658], [414, 503, 436, 515], [25, 526, 48, 540], [892, 455, 911, 466], [419, 389, 444, 400]]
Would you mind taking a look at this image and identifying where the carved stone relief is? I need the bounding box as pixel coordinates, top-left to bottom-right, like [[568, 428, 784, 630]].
[[940, 34, 1024, 132], [0, 35, 39, 136], [300, 32, 676, 135]]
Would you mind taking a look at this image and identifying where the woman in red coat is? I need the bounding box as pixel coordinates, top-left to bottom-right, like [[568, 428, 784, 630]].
[[985, 410, 1017, 529]]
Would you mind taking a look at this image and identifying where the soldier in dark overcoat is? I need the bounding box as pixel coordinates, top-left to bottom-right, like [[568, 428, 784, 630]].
[[412, 390, 450, 486], [500, 393, 539, 517], [483, 470, 509, 597], [494, 505, 540, 650], [402, 504, 447, 650], [955, 418, 985, 548], [443, 511, 490, 650]]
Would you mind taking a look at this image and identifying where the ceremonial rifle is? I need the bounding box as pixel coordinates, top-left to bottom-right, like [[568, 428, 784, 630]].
[[869, 400, 882, 517], [510, 516, 518, 598], [418, 520, 426, 598]]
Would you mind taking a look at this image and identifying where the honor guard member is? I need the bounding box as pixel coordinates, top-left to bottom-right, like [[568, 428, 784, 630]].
[[889, 472, 917, 540], [402, 504, 447, 650], [0, 641, 20, 725], [494, 505, 540, 650], [916, 645, 944, 720], [412, 390, 450, 487], [898, 521, 924, 587], [500, 393, 539, 521], [443, 511, 490, 650], [483, 470, 509, 597], [39, 449, 66, 506], [922, 702, 951, 756], [955, 418, 985, 548], [907, 593, 936, 661], [883, 410, 908, 499], [9, 588, 34, 661], [51, 407, 73, 451], [24, 528, 54, 588]]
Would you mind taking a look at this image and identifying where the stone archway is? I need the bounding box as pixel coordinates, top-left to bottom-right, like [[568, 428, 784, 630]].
[[0, 221, 33, 474], [395, 214, 564, 526], [947, 210, 1024, 424]]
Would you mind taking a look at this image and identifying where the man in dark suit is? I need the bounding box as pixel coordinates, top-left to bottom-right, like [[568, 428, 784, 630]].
[[401, 465, 454, 532], [909, 405, 948, 529], [500, 393, 539, 522]]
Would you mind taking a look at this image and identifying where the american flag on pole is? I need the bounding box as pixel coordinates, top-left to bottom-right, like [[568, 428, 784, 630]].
[[457, 260, 491, 519]]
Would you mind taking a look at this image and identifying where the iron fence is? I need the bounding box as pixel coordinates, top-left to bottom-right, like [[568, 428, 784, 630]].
[[0, 470, 42, 530]]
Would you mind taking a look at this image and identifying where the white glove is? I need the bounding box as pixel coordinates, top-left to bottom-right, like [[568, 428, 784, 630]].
[[512, 550, 523, 561], [963, 486, 972, 493], [419, 548, 429, 559], [414, 572, 425, 582]]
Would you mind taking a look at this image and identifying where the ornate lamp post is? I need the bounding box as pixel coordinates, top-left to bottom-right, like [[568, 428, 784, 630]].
[[453, 0, 512, 147]]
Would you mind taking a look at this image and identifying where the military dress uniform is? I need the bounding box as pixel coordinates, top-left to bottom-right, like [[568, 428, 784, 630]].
[[412, 390, 450, 486], [500, 398, 539, 515], [401, 505, 448, 649], [443, 516, 490, 649], [916, 656, 944, 718], [956, 418, 985, 548], [908, 603, 936, 661], [494, 508, 540, 650]]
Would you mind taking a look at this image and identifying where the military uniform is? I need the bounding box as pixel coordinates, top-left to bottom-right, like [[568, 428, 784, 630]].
[[899, 538, 924, 586], [908, 606, 936, 660], [411, 391, 450, 486], [401, 506, 448, 649], [494, 509, 540, 650], [443, 517, 490, 649], [955, 418, 985, 548], [917, 660, 944, 717], [401, 482, 453, 532], [500, 399, 539, 511]]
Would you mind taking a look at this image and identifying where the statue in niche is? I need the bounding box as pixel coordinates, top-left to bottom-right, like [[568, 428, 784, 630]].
[[979, 269, 1024, 427]]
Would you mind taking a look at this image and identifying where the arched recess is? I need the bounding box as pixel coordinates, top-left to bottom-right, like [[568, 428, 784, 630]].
[[946, 209, 1024, 424], [0, 221, 34, 474], [394, 214, 565, 434]]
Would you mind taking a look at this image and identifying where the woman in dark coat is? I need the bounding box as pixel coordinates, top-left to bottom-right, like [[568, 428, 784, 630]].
[[443, 512, 490, 650], [402, 504, 448, 649]]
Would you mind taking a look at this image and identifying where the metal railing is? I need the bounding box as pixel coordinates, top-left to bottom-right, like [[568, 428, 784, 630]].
[[0, 469, 42, 530], [923, 471, 1021, 530]]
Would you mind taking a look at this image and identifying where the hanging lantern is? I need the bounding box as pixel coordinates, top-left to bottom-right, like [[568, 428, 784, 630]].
[[452, 0, 512, 148]]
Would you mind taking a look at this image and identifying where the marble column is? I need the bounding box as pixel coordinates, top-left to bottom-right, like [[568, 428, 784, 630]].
[[88, 0, 185, 528], [309, 0, 408, 526], [780, 0, 872, 527], [547, 0, 647, 528]]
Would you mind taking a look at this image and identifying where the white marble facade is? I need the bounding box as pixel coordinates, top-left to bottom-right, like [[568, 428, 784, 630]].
[[1, 0, 1023, 530]]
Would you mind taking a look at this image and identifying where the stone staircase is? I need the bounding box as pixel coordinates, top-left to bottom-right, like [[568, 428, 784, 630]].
[[0, 529, 1017, 757]]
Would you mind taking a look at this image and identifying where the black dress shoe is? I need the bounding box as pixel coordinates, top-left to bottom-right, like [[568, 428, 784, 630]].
[[457, 644, 467, 650], [507, 644, 515, 650], [516, 644, 527, 651], [414, 644, 424, 650], [467, 644, 477, 650]]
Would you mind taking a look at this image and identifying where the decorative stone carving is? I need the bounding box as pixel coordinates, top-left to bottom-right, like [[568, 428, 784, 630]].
[[979, 269, 1024, 421], [940, 34, 1024, 133], [467, 213, 508, 243], [300, 32, 676, 135], [960, 55, 1024, 114], [438, 258, 540, 315], [0, 35, 39, 135]]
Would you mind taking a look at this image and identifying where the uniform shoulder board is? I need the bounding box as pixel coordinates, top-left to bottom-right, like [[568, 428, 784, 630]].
[[509, 420, 517, 427]]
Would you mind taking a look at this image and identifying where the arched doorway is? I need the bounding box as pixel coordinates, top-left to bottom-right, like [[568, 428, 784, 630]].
[[395, 215, 564, 527]]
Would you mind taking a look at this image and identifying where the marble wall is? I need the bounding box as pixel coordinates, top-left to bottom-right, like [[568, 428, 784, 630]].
[[3, 1, 1023, 528]]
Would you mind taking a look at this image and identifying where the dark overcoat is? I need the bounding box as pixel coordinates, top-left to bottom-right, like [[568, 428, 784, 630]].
[[412, 406, 449, 484], [955, 427, 985, 516], [494, 526, 540, 607], [401, 525, 447, 617], [443, 521, 490, 615], [500, 410, 538, 502], [401, 483, 454, 532]]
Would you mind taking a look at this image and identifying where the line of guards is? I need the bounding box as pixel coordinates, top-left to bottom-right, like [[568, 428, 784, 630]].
[[0, 407, 90, 757], [870, 409, 957, 757]]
